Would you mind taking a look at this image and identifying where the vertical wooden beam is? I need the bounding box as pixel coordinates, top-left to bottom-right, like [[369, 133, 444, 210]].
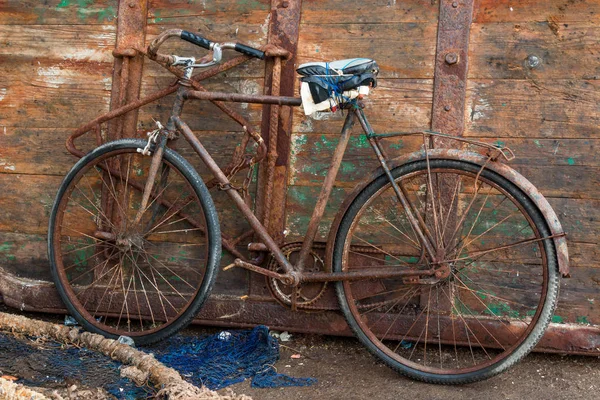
[[108, 0, 149, 141], [251, 0, 302, 299], [431, 0, 474, 144], [257, 0, 303, 243]]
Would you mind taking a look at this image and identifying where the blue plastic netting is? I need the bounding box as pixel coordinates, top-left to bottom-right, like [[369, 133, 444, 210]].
[[148, 325, 316, 390], [0, 324, 315, 397], [0, 333, 150, 399]]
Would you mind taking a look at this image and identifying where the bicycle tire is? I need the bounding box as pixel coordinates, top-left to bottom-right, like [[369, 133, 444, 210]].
[[48, 139, 221, 345], [332, 159, 559, 384]]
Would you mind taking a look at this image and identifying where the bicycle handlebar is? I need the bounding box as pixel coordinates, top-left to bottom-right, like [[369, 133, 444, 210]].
[[180, 30, 212, 50], [233, 43, 265, 60], [148, 29, 266, 63]]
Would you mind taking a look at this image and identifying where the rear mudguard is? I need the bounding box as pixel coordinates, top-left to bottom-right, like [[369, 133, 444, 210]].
[[325, 148, 569, 277]]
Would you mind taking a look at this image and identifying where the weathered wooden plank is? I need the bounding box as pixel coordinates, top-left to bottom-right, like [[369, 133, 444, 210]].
[[552, 196, 599, 233], [465, 79, 600, 138], [287, 134, 600, 199], [301, 0, 439, 24], [473, 0, 600, 23], [0, 128, 92, 176], [297, 23, 438, 79], [469, 22, 600, 80], [0, 231, 249, 295], [0, 172, 253, 238], [288, 133, 419, 186], [148, 0, 270, 25], [285, 186, 599, 245], [0, 78, 111, 129], [0, 174, 59, 235], [0, 126, 260, 182], [565, 242, 599, 269], [0, 24, 115, 62], [292, 79, 434, 134], [0, 1, 118, 25], [0, 25, 115, 129], [139, 78, 264, 132], [0, 232, 49, 281], [285, 185, 348, 242], [497, 138, 600, 167]]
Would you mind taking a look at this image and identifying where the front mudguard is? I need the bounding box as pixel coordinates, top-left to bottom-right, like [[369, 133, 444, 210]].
[[325, 148, 569, 277]]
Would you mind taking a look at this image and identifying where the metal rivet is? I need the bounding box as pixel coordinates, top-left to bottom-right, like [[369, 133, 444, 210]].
[[452, 1, 459, 8], [444, 105, 452, 112], [281, 1, 289, 8], [527, 55, 540, 68], [128, 2, 135, 7], [445, 52, 459, 65]]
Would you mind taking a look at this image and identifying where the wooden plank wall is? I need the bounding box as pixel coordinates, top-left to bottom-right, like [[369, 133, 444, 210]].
[[0, 1, 598, 330], [287, 0, 600, 326], [0, 0, 272, 296]]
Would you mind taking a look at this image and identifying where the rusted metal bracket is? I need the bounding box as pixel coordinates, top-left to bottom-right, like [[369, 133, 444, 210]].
[[108, 0, 149, 141], [431, 0, 474, 144]]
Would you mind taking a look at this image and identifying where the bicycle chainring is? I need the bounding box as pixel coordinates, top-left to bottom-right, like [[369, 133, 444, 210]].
[[266, 242, 328, 308]]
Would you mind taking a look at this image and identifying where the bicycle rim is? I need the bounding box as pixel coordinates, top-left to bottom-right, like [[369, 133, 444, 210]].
[[50, 141, 218, 342], [334, 159, 558, 382]]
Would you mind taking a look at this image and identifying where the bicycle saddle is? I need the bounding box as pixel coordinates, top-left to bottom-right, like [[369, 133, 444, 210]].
[[297, 58, 379, 77], [297, 58, 379, 114]]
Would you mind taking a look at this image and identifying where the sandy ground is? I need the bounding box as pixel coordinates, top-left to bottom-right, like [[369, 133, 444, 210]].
[[220, 332, 600, 400]]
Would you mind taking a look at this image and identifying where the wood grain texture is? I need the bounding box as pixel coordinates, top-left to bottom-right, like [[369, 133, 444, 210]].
[[465, 79, 600, 138], [296, 23, 438, 79], [468, 22, 600, 80], [0, 1, 118, 25], [301, 0, 439, 24], [473, 0, 600, 23]]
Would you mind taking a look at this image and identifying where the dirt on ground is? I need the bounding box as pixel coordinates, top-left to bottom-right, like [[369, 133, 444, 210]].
[[1, 304, 598, 400], [219, 331, 600, 400]]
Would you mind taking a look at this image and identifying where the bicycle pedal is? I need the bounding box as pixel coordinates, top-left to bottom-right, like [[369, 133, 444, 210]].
[[223, 262, 237, 271]]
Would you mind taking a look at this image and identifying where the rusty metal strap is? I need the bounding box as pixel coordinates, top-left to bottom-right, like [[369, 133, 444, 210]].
[[431, 0, 475, 139]]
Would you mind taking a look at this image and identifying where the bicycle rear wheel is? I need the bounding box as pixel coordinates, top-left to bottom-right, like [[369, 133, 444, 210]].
[[332, 159, 559, 384], [48, 139, 221, 345]]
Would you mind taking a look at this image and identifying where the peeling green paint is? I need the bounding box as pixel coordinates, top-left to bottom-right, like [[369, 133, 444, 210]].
[[567, 157, 575, 165], [534, 140, 542, 148], [576, 316, 590, 324], [486, 302, 520, 318], [551, 315, 564, 324], [152, 9, 163, 23], [0, 243, 13, 253], [96, 5, 116, 22]]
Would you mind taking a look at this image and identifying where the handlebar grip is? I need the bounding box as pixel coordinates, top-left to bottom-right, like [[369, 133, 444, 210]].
[[181, 30, 212, 50], [234, 43, 265, 60]]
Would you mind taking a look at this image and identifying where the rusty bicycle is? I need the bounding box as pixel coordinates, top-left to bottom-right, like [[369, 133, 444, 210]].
[[48, 29, 568, 384]]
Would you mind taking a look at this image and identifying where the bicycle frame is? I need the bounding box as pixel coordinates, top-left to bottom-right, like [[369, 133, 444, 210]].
[[156, 77, 438, 288], [65, 36, 569, 299]]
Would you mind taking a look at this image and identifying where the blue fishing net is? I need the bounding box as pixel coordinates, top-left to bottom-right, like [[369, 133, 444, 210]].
[[0, 333, 151, 399], [148, 325, 316, 390]]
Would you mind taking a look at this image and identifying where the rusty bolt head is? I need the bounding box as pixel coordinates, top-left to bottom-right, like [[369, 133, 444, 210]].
[[452, 1, 459, 8], [281, 0, 289, 8], [445, 52, 459, 65], [444, 105, 452, 112], [527, 55, 541, 68], [128, 2, 135, 8]]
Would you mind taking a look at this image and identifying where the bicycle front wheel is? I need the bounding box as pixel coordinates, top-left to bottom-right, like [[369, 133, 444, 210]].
[[48, 139, 221, 345], [332, 159, 559, 384]]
